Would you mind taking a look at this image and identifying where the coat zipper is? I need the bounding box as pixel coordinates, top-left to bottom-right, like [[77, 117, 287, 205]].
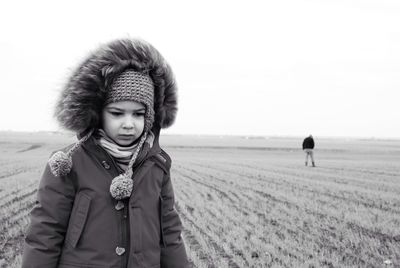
[[121, 201, 129, 268], [94, 141, 151, 268]]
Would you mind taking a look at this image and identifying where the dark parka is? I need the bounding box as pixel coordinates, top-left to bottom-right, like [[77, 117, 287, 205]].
[[302, 136, 315, 150], [22, 39, 189, 268]]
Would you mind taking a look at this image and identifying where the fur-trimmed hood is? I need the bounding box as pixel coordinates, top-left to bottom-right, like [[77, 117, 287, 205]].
[[55, 38, 177, 135]]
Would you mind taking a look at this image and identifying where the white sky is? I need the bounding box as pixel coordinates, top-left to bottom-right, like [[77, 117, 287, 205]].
[[1, 0, 399, 138]]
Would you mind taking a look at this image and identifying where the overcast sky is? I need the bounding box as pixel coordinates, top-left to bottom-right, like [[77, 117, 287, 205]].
[[1, 0, 399, 138]]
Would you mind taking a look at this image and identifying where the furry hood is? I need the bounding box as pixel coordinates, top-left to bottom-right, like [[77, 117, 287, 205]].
[[55, 38, 177, 135]]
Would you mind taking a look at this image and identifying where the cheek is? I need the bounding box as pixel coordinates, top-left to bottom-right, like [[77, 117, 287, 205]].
[[139, 118, 145, 129], [101, 110, 108, 128], [102, 114, 118, 132], [101, 114, 109, 129], [134, 118, 145, 133]]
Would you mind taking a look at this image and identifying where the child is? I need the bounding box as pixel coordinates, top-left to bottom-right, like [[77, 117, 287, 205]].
[[22, 38, 189, 267]]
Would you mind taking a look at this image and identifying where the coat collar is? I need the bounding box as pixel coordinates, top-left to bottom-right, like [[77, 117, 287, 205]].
[[81, 127, 162, 178]]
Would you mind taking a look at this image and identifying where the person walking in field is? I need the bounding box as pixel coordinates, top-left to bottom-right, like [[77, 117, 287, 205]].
[[22, 38, 189, 267], [303, 134, 316, 167]]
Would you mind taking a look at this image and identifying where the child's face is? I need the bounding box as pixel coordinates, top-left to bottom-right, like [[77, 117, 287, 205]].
[[101, 101, 145, 146]]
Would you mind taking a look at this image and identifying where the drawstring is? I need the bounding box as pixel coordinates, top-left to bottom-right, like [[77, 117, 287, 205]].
[[48, 129, 94, 177], [109, 132, 148, 200]]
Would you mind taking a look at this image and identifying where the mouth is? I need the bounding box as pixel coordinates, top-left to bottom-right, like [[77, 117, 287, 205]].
[[118, 134, 135, 139]]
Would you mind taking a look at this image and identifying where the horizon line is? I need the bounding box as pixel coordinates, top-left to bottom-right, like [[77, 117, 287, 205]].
[[0, 130, 399, 141]]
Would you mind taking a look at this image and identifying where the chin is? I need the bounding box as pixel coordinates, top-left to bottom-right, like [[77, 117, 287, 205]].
[[117, 140, 134, 146], [118, 138, 139, 147]]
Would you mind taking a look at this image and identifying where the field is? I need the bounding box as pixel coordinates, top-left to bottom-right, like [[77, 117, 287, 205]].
[[0, 131, 399, 267]]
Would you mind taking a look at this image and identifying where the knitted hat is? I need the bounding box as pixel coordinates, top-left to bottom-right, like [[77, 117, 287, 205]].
[[105, 69, 155, 132], [105, 70, 155, 200], [49, 38, 178, 200]]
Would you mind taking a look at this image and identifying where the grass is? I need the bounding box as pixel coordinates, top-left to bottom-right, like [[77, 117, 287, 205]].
[[0, 132, 399, 267]]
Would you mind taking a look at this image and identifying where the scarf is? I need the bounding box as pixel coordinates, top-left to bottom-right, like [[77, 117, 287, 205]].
[[95, 129, 154, 171]]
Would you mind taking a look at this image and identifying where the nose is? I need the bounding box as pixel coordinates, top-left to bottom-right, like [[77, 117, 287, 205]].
[[122, 116, 134, 129]]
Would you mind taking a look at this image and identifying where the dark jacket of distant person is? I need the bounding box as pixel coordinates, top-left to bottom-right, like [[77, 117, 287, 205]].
[[302, 136, 315, 150]]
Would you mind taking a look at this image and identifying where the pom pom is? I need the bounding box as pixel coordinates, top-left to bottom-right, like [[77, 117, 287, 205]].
[[110, 173, 133, 200], [48, 151, 72, 177]]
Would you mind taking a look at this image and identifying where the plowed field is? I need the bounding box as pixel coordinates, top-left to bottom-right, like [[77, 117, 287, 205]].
[[0, 132, 399, 267]]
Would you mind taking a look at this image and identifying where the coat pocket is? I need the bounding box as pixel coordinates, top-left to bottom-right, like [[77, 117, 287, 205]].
[[159, 195, 166, 248], [65, 192, 91, 248]]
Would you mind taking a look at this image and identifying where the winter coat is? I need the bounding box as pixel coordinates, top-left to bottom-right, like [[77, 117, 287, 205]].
[[22, 129, 189, 268], [22, 38, 188, 268], [302, 136, 315, 150]]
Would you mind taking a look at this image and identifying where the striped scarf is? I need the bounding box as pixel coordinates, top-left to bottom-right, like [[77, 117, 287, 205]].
[[95, 129, 154, 170]]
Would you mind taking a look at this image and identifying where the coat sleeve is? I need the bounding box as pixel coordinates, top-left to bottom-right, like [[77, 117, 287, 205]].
[[160, 165, 189, 267], [22, 162, 76, 268]]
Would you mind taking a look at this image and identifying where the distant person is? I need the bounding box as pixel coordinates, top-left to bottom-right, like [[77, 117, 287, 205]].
[[22, 39, 189, 267], [302, 134, 316, 167]]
